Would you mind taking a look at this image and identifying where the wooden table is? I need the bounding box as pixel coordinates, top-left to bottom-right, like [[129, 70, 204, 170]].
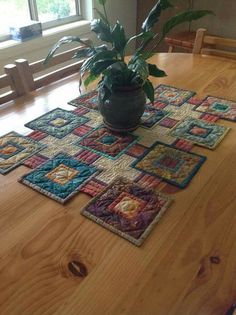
[[0, 53, 236, 315]]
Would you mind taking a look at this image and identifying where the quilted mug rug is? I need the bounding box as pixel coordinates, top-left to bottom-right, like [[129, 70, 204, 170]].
[[81, 177, 173, 246]]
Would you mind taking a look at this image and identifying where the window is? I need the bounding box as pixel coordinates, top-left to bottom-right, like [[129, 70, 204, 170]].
[[0, 0, 82, 40]]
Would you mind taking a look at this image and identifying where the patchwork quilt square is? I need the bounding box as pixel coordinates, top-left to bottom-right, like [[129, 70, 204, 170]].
[[19, 153, 99, 203], [25, 108, 89, 139], [132, 142, 206, 188], [126, 143, 148, 158], [92, 155, 142, 184], [170, 118, 230, 149], [154, 84, 195, 106], [148, 100, 168, 110], [141, 107, 168, 128], [80, 178, 107, 197], [39, 134, 82, 158], [81, 177, 172, 246], [196, 96, 236, 121], [0, 131, 46, 174], [76, 126, 138, 159], [69, 91, 99, 110], [23, 154, 49, 169], [158, 117, 179, 128]]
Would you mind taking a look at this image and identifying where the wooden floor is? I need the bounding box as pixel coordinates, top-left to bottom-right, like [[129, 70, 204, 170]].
[[0, 53, 236, 315]]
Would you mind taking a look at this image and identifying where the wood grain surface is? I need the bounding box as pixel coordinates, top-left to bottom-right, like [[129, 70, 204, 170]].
[[0, 53, 236, 315]]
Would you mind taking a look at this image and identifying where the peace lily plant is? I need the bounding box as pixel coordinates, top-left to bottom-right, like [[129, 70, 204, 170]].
[[45, 0, 212, 131]]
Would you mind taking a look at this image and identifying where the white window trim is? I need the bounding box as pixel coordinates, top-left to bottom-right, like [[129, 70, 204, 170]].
[[0, 0, 85, 42], [0, 19, 92, 59]]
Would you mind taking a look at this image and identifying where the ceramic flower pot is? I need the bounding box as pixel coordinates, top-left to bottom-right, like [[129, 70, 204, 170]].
[[98, 86, 146, 132]]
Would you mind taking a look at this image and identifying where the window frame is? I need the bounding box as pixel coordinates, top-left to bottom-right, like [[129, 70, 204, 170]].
[[0, 0, 82, 42]]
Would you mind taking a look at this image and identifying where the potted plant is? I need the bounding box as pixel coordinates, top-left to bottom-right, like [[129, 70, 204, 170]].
[[45, 0, 212, 132]]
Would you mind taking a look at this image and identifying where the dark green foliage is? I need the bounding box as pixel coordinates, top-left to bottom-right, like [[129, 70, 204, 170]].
[[45, 0, 213, 103]]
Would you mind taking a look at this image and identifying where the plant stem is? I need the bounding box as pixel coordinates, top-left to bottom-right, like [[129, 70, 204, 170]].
[[102, 3, 110, 26]]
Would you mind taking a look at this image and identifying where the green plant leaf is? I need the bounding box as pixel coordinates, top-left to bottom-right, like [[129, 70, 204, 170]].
[[141, 0, 174, 32], [162, 10, 213, 37], [126, 31, 155, 48], [84, 73, 99, 87], [44, 36, 91, 64], [103, 61, 129, 88], [160, 0, 173, 10], [97, 0, 107, 5], [128, 56, 149, 82], [148, 64, 167, 77], [93, 8, 108, 23], [80, 50, 117, 77], [111, 21, 127, 54], [91, 19, 113, 43], [143, 80, 155, 103], [73, 47, 94, 59], [91, 59, 118, 76]]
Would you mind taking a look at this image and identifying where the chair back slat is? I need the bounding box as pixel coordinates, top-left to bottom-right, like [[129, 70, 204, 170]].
[[193, 28, 236, 59], [203, 35, 236, 49], [0, 91, 17, 105], [15, 39, 90, 93], [0, 64, 26, 105], [0, 74, 12, 89], [201, 48, 236, 60], [34, 60, 83, 89]]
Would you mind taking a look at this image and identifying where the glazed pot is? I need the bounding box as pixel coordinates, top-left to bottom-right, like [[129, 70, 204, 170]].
[[98, 86, 146, 132]]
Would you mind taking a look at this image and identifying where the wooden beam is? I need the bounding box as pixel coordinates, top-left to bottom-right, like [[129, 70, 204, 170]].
[[4, 64, 26, 96], [15, 59, 35, 92]]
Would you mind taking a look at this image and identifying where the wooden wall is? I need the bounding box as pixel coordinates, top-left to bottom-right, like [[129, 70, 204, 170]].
[[137, 0, 236, 51]]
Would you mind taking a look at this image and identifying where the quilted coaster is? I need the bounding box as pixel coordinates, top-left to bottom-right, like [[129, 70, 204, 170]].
[[163, 103, 202, 120], [73, 125, 93, 137], [81, 177, 172, 246], [76, 126, 138, 159], [69, 91, 99, 110], [92, 155, 142, 184], [134, 125, 176, 147], [39, 134, 82, 158], [134, 173, 162, 190], [141, 107, 168, 128], [154, 84, 195, 106], [173, 139, 194, 152], [188, 96, 203, 106], [73, 106, 90, 116], [23, 154, 49, 169], [196, 96, 236, 121], [200, 113, 219, 123], [80, 178, 107, 197], [148, 100, 168, 110], [132, 141, 206, 188], [158, 117, 179, 129], [170, 118, 230, 149], [27, 130, 47, 141], [74, 149, 100, 164], [25, 108, 89, 139], [0, 131, 46, 175], [19, 153, 99, 203], [126, 143, 148, 158]]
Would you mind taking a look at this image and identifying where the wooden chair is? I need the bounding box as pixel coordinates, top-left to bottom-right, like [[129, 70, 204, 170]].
[[165, 31, 197, 53], [193, 28, 236, 59], [0, 64, 25, 105], [15, 39, 90, 93]]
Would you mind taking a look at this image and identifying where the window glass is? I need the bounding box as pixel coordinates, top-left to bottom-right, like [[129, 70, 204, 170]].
[[0, 0, 30, 34], [36, 0, 77, 22]]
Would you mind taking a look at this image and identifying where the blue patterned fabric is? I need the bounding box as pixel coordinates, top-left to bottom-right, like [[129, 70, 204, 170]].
[[19, 153, 99, 203], [0, 131, 46, 174], [170, 118, 230, 149], [25, 108, 89, 138], [141, 107, 169, 128]]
